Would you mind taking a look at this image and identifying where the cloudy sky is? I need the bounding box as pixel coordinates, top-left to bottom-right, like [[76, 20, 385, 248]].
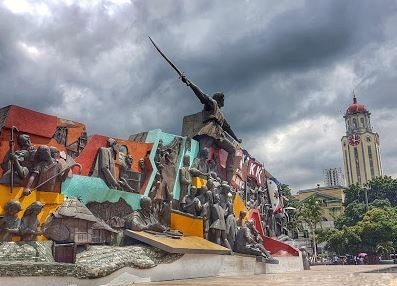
[[1, 0, 397, 191]]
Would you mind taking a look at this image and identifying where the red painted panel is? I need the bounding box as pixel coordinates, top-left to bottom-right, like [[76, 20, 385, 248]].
[[56, 118, 86, 146], [74, 135, 153, 194], [249, 209, 299, 257], [75, 135, 108, 176], [4, 105, 57, 138]]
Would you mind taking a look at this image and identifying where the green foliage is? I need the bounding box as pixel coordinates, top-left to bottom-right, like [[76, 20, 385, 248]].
[[370, 199, 391, 209], [334, 202, 366, 229], [344, 183, 364, 206], [366, 176, 397, 206], [344, 176, 397, 207], [376, 241, 395, 256], [325, 226, 361, 255], [298, 195, 323, 231], [281, 184, 299, 209], [357, 207, 397, 254], [322, 176, 397, 256], [315, 228, 336, 244]]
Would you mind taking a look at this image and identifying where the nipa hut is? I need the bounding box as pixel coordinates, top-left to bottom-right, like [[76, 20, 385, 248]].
[[43, 198, 117, 245]]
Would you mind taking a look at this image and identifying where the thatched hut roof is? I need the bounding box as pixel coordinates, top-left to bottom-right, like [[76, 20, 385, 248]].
[[52, 198, 100, 222]]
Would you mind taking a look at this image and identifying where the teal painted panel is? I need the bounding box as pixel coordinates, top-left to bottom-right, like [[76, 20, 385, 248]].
[[62, 175, 141, 210], [173, 138, 199, 200], [143, 129, 200, 200]]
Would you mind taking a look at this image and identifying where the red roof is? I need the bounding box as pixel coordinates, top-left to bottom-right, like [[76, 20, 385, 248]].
[[3, 105, 58, 138], [346, 96, 367, 114]]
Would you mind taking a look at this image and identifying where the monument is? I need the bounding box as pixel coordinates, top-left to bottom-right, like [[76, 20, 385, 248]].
[[0, 38, 302, 285]]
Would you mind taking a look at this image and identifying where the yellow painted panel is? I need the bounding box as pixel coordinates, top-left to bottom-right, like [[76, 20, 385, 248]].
[[170, 210, 203, 238], [0, 185, 64, 241], [191, 177, 207, 188], [233, 193, 248, 223]]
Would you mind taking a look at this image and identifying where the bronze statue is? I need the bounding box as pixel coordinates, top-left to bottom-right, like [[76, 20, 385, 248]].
[[0, 133, 36, 187], [148, 36, 241, 181], [89, 138, 120, 189], [23, 145, 68, 196], [124, 196, 166, 232], [209, 171, 221, 189], [19, 201, 44, 241], [119, 154, 138, 193], [190, 148, 210, 179], [219, 181, 232, 210], [0, 200, 22, 241], [206, 178, 216, 193], [179, 154, 192, 203], [234, 219, 273, 259], [200, 190, 213, 239], [148, 172, 161, 200], [154, 139, 165, 172], [225, 204, 237, 250], [138, 158, 147, 183], [180, 74, 240, 142], [196, 185, 208, 205], [236, 210, 247, 228], [209, 194, 231, 249], [180, 186, 202, 216]]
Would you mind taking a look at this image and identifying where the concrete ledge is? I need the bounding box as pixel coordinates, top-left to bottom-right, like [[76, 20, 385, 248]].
[[0, 252, 304, 286], [265, 253, 304, 273]]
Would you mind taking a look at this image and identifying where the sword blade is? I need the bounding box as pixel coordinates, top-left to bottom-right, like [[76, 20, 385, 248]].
[[148, 36, 183, 77]]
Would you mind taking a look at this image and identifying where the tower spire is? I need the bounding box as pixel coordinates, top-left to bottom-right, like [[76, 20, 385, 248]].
[[353, 90, 357, 104]]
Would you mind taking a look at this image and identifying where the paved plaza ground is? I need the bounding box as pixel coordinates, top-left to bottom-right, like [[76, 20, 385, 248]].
[[131, 265, 397, 286]]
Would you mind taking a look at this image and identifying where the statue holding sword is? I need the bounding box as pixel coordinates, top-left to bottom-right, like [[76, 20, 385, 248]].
[[149, 36, 241, 181]]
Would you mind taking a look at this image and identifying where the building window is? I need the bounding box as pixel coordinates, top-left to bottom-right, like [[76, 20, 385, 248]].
[[354, 147, 361, 184], [368, 146, 375, 179], [360, 118, 365, 127], [344, 150, 350, 185], [353, 118, 358, 129]]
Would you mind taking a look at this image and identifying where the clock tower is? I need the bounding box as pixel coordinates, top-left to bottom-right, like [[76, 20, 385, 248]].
[[341, 94, 383, 186]]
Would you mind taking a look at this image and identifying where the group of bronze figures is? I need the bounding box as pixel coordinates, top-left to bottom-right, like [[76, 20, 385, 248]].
[[0, 38, 286, 265], [89, 137, 147, 193], [0, 200, 43, 241], [0, 134, 74, 195]]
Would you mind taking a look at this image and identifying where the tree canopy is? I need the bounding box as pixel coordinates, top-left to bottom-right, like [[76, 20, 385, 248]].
[[324, 176, 397, 257]]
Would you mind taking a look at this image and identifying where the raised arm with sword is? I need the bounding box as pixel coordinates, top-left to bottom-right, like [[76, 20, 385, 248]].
[[148, 36, 241, 144]]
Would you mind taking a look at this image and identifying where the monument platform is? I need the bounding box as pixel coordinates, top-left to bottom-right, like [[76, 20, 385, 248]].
[[0, 251, 304, 286], [124, 230, 231, 255]]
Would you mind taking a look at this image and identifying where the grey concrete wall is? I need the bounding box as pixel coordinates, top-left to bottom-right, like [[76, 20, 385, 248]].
[[0, 253, 304, 286]]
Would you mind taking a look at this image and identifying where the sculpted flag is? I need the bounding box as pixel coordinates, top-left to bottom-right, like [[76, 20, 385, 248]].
[[247, 159, 264, 187], [230, 149, 245, 189], [267, 178, 282, 213]]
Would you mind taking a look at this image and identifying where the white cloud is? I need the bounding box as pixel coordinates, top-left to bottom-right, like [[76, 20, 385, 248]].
[[3, 0, 51, 16]]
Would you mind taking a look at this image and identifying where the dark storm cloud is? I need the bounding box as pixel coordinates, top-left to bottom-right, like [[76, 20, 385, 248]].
[[0, 0, 397, 190]]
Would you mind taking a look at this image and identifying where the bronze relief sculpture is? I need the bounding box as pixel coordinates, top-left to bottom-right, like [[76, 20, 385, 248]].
[[124, 196, 167, 232], [0, 200, 22, 241]]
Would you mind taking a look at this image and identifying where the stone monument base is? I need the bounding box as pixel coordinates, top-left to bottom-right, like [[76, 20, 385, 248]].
[[0, 250, 303, 286]]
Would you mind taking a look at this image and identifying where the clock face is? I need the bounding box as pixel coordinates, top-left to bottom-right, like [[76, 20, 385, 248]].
[[348, 134, 360, 146]]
